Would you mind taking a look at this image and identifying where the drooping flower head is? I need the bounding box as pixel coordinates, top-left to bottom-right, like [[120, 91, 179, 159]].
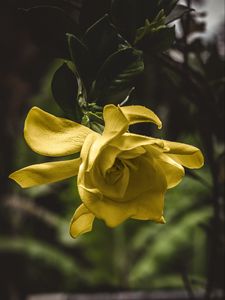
[[9, 105, 204, 237]]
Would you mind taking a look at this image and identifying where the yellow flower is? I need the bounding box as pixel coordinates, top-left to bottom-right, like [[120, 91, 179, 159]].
[[9, 105, 204, 238]]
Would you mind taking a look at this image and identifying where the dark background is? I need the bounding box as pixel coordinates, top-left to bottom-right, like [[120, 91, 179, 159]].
[[0, 1, 224, 300]]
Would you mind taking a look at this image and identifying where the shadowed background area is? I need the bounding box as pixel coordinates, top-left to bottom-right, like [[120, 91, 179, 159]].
[[0, 1, 224, 300]]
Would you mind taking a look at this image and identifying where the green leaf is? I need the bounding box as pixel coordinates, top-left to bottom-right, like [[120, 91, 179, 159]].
[[136, 25, 175, 53], [83, 14, 130, 68], [51, 62, 81, 120], [134, 10, 166, 45], [0, 237, 78, 276], [111, 0, 179, 44], [91, 48, 144, 104], [165, 4, 194, 24], [134, 9, 175, 53], [67, 33, 93, 89]]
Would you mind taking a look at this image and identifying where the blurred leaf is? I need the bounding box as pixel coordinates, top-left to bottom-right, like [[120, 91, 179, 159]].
[[186, 169, 211, 189], [134, 10, 175, 53], [129, 207, 212, 284], [137, 25, 175, 53], [0, 237, 78, 276], [83, 14, 129, 69], [51, 62, 80, 120], [91, 48, 144, 104], [134, 10, 166, 45], [165, 4, 194, 24]]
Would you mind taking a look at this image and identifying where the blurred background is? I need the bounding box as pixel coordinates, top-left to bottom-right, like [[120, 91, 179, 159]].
[[0, 1, 224, 299]]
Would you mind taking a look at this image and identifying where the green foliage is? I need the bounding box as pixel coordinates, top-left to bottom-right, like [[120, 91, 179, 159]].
[[83, 14, 129, 67], [51, 62, 83, 121], [67, 34, 92, 90], [0, 237, 78, 277], [111, 0, 178, 42], [51, 14, 143, 118], [48, 1, 187, 119], [90, 48, 144, 104], [134, 10, 175, 52]]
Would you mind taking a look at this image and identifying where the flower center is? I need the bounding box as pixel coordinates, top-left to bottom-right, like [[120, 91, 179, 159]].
[[105, 159, 124, 184]]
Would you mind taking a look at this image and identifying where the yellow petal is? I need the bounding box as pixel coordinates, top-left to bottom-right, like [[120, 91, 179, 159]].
[[103, 104, 128, 141], [155, 154, 185, 189], [97, 146, 121, 176], [123, 155, 167, 201], [102, 105, 162, 142], [80, 142, 130, 200], [9, 158, 81, 188], [119, 105, 162, 129], [78, 185, 135, 227], [91, 162, 130, 200], [87, 105, 162, 170], [163, 140, 204, 169], [112, 133, 165, 152], [24, 107, 92, 157], [78, 156, 167, 227], [79, 185, 165, 227], [131, 189, 165, 223], [70, 204, 95, 238]]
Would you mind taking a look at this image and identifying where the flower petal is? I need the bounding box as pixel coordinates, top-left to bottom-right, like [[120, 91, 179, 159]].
[[87, 105, 162, 170], [112, 133, 165, 152], [131, 189, 165, 223], [70, 204, 95, 238], [9, 158, 81, 188], [155, 154, 185, 189], [24, 107, 92, 157], [78, 155, 167, 227], [102, 105, 162, 142], [103, 104, 128, 141], [119, 105, 162, 129], [78, 185, 135, 227], [79, 185, 165, 227], [163, 140, 204, 169], [123, 155, 167, 201]]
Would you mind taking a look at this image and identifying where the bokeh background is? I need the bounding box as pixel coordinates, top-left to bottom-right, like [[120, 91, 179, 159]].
[[0, 1, 224, 299]]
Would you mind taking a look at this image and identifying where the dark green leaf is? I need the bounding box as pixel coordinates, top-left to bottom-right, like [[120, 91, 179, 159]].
[[67, 34, 93, 89], [51, 63, 80, 120], [134, 10, 166, 45], [83, 14, 129, 69], [91, 48, 144, 104], [165, 4, 194, 24], [136, 26, 175, 53]]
